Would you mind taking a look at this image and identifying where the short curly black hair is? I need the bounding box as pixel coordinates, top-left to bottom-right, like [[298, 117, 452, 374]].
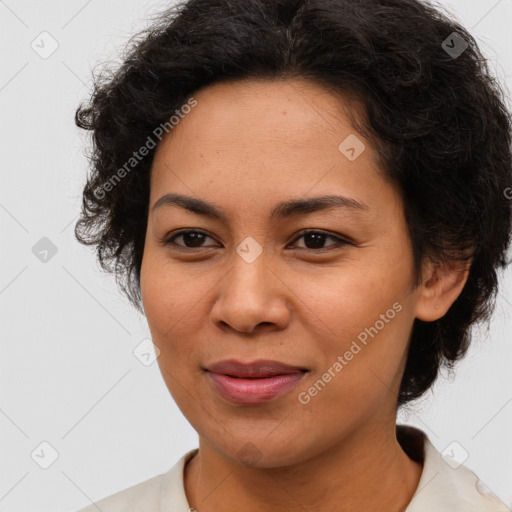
[[74, 0, 512, 406]]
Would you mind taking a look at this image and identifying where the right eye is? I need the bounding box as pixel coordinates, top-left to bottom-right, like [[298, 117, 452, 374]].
[[163, 229, 220, 249]]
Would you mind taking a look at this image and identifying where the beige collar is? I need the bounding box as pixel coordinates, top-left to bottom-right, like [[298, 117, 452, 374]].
[[159, 425, 509, 511]]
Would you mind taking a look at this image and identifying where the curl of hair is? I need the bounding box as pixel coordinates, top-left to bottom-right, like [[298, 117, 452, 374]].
[[75, 0, 512, 406]]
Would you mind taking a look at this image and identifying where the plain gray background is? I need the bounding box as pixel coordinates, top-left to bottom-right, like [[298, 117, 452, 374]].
[[1, 0, 511, 511]]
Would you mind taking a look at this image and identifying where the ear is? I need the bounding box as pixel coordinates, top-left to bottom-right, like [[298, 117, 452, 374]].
[[414, 257, 472, 322]]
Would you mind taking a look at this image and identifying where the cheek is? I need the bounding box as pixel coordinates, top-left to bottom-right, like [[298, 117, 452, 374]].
[[141, 264, 200, 401], [141, 250, 209, 335], [296, 261, 413, 394], [140, 253, 224, 389], [300, 261, 405, 340]]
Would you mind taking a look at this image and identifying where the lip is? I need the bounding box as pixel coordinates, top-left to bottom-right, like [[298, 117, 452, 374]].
[[205, 359, 308, 405], [206, 359, 307, 378]]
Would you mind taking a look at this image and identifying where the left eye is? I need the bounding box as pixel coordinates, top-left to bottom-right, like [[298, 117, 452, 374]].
[[288, 230, 351, 250]]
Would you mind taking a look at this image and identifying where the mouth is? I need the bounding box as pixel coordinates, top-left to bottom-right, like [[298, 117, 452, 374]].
[[204, 359, 309, 405]]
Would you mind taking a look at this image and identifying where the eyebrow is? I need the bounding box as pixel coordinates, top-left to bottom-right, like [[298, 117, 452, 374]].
[[152, 192, 370, 221]]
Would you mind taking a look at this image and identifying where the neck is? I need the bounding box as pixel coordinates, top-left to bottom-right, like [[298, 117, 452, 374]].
[[184, 419, 423, 512]]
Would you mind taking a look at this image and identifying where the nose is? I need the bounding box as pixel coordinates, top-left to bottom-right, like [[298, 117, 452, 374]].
[[209, 249, 291, 334]]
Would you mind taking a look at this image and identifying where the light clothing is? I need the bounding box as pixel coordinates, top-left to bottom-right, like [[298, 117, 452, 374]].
[[76, 424, 510, 512]]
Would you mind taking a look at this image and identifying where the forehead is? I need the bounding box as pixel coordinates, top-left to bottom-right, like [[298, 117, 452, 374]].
[[148, 78, 393, 222], [154, 78, 366, 157]]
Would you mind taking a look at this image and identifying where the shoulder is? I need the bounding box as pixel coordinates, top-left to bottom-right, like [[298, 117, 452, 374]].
[[74, 448, 198, 512], [75, 473, 164, 512], [397, 425, 510, 512]]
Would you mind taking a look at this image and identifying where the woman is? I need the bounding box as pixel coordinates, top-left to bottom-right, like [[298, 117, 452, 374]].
[[73, 0, 512, 510]]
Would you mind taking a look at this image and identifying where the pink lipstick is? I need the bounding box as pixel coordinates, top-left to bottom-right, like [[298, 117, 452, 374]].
[[205, 359, 308, 405]]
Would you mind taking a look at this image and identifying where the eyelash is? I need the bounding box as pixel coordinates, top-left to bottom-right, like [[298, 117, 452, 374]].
[[163, 229, 353, 252]]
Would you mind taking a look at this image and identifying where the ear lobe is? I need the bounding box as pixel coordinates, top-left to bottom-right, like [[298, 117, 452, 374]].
[[414, 257, 472, 322]]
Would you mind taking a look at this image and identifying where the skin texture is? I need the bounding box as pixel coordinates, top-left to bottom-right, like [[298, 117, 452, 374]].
[[140, 78, 470, 512]]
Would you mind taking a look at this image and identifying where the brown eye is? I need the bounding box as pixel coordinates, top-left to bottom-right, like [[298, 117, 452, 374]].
[[164, 230, 218, 248], [289, 230, 352, 251]]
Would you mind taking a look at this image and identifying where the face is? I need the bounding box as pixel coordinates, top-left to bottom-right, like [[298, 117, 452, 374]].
[[140, 78, 424, 467]]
